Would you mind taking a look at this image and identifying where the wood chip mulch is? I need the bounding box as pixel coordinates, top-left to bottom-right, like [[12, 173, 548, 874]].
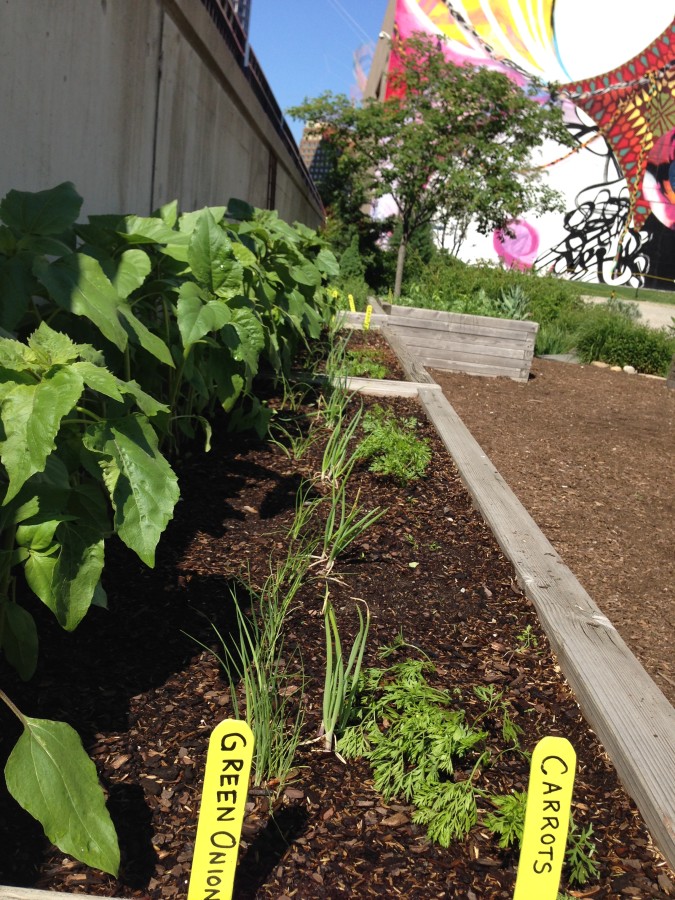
[[0, 359, 673, 899]]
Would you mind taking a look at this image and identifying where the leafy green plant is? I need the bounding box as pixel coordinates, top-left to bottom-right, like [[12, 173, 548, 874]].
[[0, 322, 178, 651], [0, 181, 340, 871], [484, 794, 599, 887], [535, 322, 577, 356], [342, 349, 388, 379], [516, 624, 539, 651], [338, 657, 499, 845], [496, 284, 531, 320], [575, 313, 675, 375], [483, 790, 527, 848], [321, 591, 370, 751], [338, 652, 598, 891], [356, 405, 431, 484], [565, 819, 600, 885], [603, 294, 641, 321]]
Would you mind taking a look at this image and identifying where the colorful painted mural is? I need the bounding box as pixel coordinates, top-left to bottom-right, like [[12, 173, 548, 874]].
[[384, 0, 675, 288]]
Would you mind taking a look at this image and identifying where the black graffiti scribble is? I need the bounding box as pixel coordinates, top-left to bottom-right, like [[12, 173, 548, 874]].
[[536, 180, 649, 285], [536, 113, 650, 285]]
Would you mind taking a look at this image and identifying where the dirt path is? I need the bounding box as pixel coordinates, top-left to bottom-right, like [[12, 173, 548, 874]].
[[431, 360, 675, 706]]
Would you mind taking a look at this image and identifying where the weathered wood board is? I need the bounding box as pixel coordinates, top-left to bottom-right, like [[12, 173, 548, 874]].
[[380, 303, 538, 382]]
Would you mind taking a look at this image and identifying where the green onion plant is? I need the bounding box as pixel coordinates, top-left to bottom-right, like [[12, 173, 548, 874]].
[[321, 590, 370, 751]]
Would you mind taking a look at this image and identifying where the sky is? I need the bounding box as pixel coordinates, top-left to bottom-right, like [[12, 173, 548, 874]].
[[248, 0, 388, 143]]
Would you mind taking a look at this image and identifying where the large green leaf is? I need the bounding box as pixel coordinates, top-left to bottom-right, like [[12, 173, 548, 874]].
[[0, 334, 34, 373], [83, 415, 179, 566], [177, 283, 232, 350], [0, 366, 83, 504], [20, 484, 108, 630], [118, 215, 178, 245], [0, 182, 82, 235], [120, 380, 168, 418], [34, 253, 128, 351], [23, 528, 104, 630], [178, 206, 226, 233], [16, 235, 74, 257], [28, 321, 83, 366], [225, 307, 265, 375], [155, 199, 179, 228], [230, 241, 258, 268], [315, 247, 340, 278], [70, 361, 124, 402], [188, 209, 243, 295], [111, 249, 151, 299], [118, 306, 174, 367], [205, 352, 245, 411], [290, 260, 322, 287], [0, 599, 38, 680], [226, 198, 255, 221], [5, 716, 120, 875]]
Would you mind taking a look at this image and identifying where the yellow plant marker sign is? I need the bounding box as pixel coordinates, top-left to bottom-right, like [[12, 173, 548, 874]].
[[348, 293, 356, 312], [187, 720, 254, 900], [513, 736, 576, 900], [363, 304, 373, 331]]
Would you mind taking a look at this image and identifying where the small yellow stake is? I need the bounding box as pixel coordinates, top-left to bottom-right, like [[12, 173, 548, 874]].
[[348, 293, 356, 312], [363, 304, 373, 331], [187, 720, 254, 900], [513, 736, 576, 900]]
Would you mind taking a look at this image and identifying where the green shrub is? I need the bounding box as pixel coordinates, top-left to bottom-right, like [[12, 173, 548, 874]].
[[575, 314, 675, 375], [398, 255, 584, 325], [535, 322, 578, 356], [339, 232, 366, 281]]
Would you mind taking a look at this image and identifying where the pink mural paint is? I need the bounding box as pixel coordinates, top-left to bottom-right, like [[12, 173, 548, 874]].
[[642, 128, 675, 229], [493, 219, 540, 269], [387, 0, 549, 103]]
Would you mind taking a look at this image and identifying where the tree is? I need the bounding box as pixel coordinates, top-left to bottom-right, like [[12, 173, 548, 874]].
[[289, 34, 575, 297]]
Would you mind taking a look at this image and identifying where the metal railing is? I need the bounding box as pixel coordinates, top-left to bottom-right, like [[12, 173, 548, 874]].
[[198, 0, 324, 212]]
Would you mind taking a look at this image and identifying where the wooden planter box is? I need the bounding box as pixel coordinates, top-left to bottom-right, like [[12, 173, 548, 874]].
[[380, 303, 538, 382]]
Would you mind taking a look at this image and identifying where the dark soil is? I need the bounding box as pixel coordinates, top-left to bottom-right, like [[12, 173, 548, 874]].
[[0, 359, 673, 898]]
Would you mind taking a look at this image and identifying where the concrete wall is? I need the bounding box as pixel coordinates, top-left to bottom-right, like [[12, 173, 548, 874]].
[[0, 0, 322, 226]]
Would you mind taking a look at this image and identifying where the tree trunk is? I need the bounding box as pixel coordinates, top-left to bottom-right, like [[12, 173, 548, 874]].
[[393, 234, 407, 299]]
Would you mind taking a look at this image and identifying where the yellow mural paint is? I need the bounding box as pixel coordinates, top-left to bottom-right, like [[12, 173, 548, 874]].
[[348, 293, 356, 312], [363, 304, 373, 331], [187, 720, 254, 900], [513, 736, 576, 900]]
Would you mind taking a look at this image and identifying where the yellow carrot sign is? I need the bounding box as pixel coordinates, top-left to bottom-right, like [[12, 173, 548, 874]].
[[348, 293, 356, 312], [187, 720, 254, 900], [363, 304, 373, 331], [513, 736, 576, 900]]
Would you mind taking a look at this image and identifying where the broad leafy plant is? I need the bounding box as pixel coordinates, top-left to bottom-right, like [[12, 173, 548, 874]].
[[0, 182, 338, 872]]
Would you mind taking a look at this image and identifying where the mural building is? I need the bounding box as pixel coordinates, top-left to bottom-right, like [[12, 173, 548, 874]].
[[367, 0, 675, 289]]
